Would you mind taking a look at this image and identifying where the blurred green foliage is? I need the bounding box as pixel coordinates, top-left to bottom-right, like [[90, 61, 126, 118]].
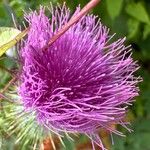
[[0, 0, 150, 150]]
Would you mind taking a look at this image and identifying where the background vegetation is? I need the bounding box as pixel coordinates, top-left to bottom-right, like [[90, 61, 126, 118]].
[[0, 0, 150, 149]]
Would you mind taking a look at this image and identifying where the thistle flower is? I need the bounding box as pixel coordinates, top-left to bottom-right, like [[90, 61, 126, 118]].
[[19, 4, 140, 149]]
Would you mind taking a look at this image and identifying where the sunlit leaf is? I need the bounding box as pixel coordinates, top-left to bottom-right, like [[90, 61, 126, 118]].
[[0, 27, 21, 47], [0, 27, 28, 57]]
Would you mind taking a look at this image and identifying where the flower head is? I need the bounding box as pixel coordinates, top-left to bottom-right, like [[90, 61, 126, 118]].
[[19, 4, 140, 149]]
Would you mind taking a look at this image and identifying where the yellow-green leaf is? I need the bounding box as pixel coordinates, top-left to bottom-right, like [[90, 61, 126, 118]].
[[0, 27, 28, 57]]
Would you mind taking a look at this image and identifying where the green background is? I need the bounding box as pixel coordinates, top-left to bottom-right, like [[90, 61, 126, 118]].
[[0, 0, 150, 149]]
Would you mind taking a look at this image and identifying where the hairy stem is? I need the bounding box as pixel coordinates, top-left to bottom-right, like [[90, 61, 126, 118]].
[[0, 65, 14, 77], [44, 0, 101, 49], [1, 76, 16, 93]]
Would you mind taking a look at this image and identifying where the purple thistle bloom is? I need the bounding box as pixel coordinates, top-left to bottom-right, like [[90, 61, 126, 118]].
[[19, 4, 140, 149]]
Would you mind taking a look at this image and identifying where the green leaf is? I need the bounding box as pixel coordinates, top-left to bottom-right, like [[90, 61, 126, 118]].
[[127, 132, 150, 150], [106, 0, 123, 20], [143, 24, 150, 39], [127, 18, 140, 39], [139, 36, 150, 60], [61, 136, 75, 150], [111, 134, 126, 150], [0, 27, 28, 57], [126, 2, 150, 24], [134, 119, 150, 132]]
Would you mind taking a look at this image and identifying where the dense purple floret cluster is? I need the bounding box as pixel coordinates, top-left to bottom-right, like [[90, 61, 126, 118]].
[[19, 4, 140, 149]]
